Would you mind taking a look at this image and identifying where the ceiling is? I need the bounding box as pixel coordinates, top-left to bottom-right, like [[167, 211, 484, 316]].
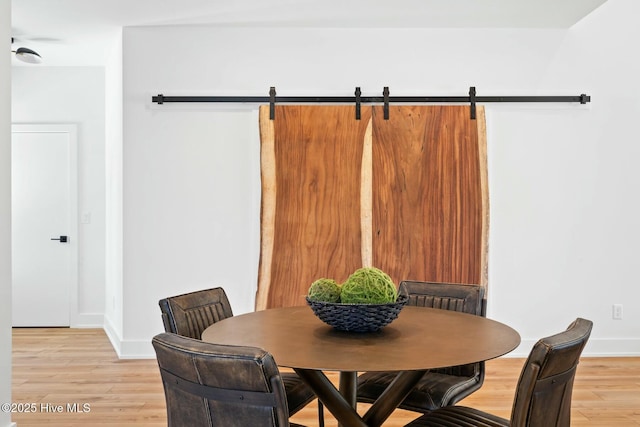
[[11, 0, 608, 67]]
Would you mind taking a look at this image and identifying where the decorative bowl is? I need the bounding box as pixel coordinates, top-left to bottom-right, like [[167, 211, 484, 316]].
[[306, 293, 408, 333]]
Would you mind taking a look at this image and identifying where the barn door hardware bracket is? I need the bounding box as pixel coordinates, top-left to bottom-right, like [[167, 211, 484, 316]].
[[151, 87, 591, 121], [383, 86, 390, 120], [269, 86, 276, 120], [469, 86, 477, 120]]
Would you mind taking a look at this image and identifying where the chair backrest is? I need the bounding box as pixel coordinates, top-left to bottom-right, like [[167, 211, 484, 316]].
[[152, 332, 291, 427], [401, 280, 485, 315], [400, 280, 486, 378], [159, 287, 233, 339], [510, 318, 593, 427]]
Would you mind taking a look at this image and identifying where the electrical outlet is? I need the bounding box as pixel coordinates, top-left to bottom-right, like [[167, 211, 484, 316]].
[[612, 304, 623, 320], [81, 211, 92, 224]]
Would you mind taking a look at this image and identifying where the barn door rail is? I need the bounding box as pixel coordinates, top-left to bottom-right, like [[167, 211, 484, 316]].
[[152, 86, 591, 120]]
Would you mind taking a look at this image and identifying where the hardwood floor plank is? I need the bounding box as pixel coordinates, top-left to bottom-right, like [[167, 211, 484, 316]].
[[12, 328, 640, 426]]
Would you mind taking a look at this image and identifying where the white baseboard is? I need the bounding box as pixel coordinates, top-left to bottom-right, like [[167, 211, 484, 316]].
[[71, 313, 104, 328], [118, 339, 156, 359], [103, 316, 122, 357], [108, 338, 638, 361], [505, 338, 640, 358], [101, 320, 639, 360], [581, 338, 640, 357], [103, 317, 156, 359]]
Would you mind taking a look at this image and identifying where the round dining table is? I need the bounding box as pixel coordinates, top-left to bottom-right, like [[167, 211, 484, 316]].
[[202, 305, 520, 427]]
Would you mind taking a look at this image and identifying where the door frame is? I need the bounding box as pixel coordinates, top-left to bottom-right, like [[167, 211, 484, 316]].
[[11, 123, 79, 326]]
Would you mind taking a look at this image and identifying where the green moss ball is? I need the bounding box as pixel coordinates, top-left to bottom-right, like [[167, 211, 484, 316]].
[[340, 267, 398, 304], [307, 278, 341, 303]]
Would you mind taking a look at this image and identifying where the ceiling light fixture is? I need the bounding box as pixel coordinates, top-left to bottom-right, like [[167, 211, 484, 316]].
[[11, 37, 42, 64]]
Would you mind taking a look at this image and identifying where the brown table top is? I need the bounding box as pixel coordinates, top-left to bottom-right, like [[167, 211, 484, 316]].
[[201, 305, 520, 372]]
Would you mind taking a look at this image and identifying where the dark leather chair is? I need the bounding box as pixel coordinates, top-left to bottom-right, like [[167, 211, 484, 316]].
[[153, 332, 306, 427], [405, 317, 593, 427], [158, 287, 320, 422], [159, 287, 233, 339], [357, 280, 486, 413]]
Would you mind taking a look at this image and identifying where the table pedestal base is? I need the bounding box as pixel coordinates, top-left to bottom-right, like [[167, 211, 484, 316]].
[[294, 368, 427, 427]]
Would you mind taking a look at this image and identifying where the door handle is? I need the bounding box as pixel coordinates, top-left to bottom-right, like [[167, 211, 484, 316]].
[[51, 235, 68, 243]]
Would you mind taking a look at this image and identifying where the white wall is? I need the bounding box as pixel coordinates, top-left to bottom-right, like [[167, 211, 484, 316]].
[[104, 30, 124, 351], [121, 102, 261, 357], [12, 67, 106, 327], [1, 3, 14, 426], [119, 0, 640, 358], [487, 0, 640, 355]]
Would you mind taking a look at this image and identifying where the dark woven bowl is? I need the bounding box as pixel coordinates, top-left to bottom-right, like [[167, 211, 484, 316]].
[[306, 294, 408, 332]]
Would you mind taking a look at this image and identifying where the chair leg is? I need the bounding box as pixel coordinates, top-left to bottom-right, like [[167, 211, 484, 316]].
[[318, 400, 324, 427]]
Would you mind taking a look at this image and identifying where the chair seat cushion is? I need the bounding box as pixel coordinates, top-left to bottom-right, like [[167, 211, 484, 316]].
[[282, 373, 316, 415], [358, 370, 482, 413], [405, 406, 509, 426]]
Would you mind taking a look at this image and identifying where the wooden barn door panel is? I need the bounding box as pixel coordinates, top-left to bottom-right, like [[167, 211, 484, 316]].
[[256, 105, 372, 309], [257, 105, 488, 310], [371, 105, 488, 286]]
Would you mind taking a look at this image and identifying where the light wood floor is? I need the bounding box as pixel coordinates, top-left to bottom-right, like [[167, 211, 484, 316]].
[[10, 328, 640, 426]]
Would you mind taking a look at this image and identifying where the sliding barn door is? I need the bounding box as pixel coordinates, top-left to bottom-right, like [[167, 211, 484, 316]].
[[371, 105, 488, 286], [256, 106, 372, 309], [257, 105, 487, 310]]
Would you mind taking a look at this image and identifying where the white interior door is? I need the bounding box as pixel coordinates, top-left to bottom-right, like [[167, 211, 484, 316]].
[[12, 124, 78, 327]]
